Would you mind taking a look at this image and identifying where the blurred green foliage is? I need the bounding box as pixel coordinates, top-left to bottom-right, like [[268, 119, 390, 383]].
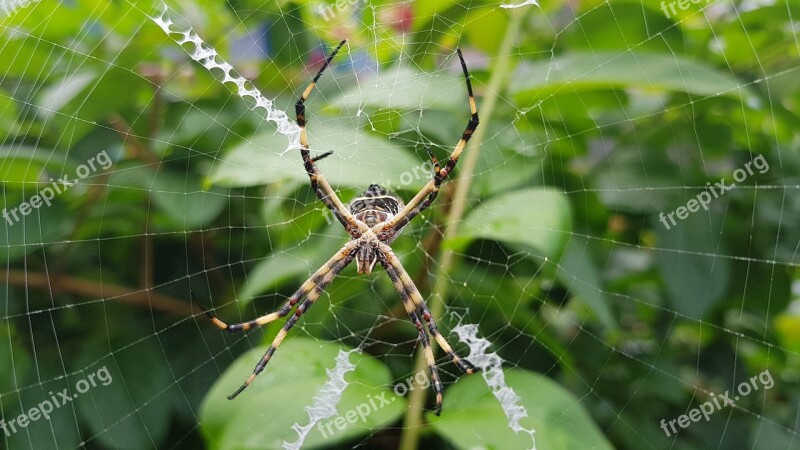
[[1, 0, 799, 449]]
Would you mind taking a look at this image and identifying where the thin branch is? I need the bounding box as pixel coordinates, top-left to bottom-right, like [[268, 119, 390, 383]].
[[3, 270, 194, 317], [140, 228, 154, 290], [108, 114, 162, 166]]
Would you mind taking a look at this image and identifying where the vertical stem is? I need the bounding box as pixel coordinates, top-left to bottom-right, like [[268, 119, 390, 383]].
[[398, 10, 524, 450]]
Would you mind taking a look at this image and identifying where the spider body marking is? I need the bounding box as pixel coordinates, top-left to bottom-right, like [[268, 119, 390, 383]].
[[349, 184, 404, 229], [349, 184, 405, 274], [196, 40, 479, 416]]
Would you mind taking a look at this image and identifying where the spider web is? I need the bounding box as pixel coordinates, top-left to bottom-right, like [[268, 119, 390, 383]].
[[1, 0, 798, 449]]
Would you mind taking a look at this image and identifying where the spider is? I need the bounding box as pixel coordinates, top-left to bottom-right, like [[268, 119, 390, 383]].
[[195, 40, 480, 416]]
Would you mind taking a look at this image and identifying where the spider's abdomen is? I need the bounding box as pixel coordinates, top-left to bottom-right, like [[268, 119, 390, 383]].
[[349, 184, 404, 228]]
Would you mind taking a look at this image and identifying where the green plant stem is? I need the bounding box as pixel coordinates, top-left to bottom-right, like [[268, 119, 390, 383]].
[[398, 10, 525, 450]]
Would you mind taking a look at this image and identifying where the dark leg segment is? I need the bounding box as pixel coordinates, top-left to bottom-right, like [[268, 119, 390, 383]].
[[294, 40, 364, 237], [379, 49, 479, 234]]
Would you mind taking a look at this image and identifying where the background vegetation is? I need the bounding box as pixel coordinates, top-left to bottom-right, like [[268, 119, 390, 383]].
[[1, 0, 799, 449]]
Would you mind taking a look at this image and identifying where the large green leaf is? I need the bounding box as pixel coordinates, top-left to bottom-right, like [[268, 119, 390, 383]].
[[0, 146, 61, 188], [653, 211, 730, 318], [333, 65, 468, 112], [560, 2, 683, 54], [557, 237, 616, 330], [235, 230, 347, 305], [36, 67, 145, 144], [0, 37, 65, 80], [0, 91, 19, 140], [511, 52, 752, 102], [208, 117, 425, 190], [200, 338, 405, 450], [593, 147, 682, 213], [0, 201, 73, 262], [104, 164, 227, 230], [3, 352, 83, 450], [454, 188, 571, 259], [74, 340, 177, 450], [428, 369, 613, 450], [149, 170, 228, 230], [0, 323, 29, 395]]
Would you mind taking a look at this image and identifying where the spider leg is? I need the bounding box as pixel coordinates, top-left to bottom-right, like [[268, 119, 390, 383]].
[[423, 145, 441, 174], [193, 292, 294, 334], [378, 49, 479, 235], [210, 241, 358, 399], [376, 251, 444, 415], [295, 40, 365, 237], [310, 150, 334, 163], [379, 243, 477, 374], [193, 241, 358, 333]]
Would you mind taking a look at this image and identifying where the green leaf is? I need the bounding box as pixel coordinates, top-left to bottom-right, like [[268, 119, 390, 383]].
[[454, 188, 571, 259], [0, 146, 58, 188], [0, 91, 19, 140], [653, 211, 730, 317], [412, 0, 462, 31], [0, 323, 29, 395], [35, 71, 97, 118], [75, 340, 177, 450], [428, 369, 613, 450], [149, 171, 228, 230], [0, 201, 73, 262], [557, 237, 616, 330], [208, 116, 425, 190], [102, 164, 227, 230], [0, 38, 64, 80], [593, 148, 681, 213], [511, 52, 753, 102], [560, 2, 683, 54], [200, 338, 405, 450], [36, 67, 145, 143], [3, 353, 83, 450], [333, 65, 467, 112], [235, 230, 347, 305]]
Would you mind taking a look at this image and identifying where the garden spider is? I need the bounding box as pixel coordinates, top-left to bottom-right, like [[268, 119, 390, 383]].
[[196, 40, 479, 415]]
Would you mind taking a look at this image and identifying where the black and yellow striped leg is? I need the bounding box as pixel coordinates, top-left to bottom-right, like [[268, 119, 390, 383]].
[[193, 291, 298, 334], [413, 295, 477, 374], [379, 48, 479, 235], [379, 243, 478, 376], [408, 308, 444, 416], [193, 242, 357, 334], [227, 243, 357, 399], [424, 145, 441, 174], [294, 40, 364, 238], [378, 253, 445, 415]]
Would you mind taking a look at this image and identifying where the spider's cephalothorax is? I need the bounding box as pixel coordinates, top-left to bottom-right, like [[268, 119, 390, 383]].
[[350, 184, 405, 274], [196, 40, 480, 416]]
